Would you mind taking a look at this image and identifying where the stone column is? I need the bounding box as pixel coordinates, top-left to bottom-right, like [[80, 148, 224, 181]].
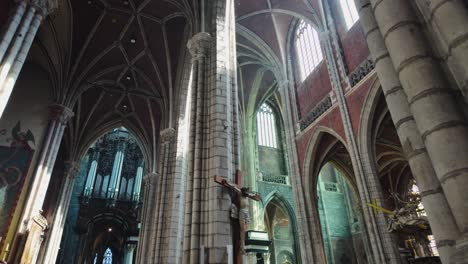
[[139, 127, 183, 264], [0, 0, 47, 118], [182, 0, 240, 260], [38, 161, 80, 264], [426, 0, 468, 100], [0, 0, 27, 63], [278, 80, 315, 263], [135, 172, 157, 262], [123, 243, 136, 264], [19, 104, 73, 264], [356, 0, 460, 262], [370, 0, 468, 260]]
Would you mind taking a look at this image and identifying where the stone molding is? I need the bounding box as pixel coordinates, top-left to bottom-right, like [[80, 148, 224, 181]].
[[187, 32, 212, 60], [48, 104, 74, 124], [299, 96, 333, 130], [349, 58, 375, 87], [160, 127, 176, 144]]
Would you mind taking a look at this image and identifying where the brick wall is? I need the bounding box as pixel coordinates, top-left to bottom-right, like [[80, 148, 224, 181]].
[[329, 0, 370, 74], [295, 62, 333, 118]]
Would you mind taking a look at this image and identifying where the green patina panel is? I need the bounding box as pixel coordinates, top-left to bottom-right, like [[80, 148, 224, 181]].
[[258, 146, 287, 175]]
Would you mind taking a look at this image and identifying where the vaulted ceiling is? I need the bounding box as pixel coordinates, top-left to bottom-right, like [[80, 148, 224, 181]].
[[27, 0, 327, 161], [30, 0, 197, 165], [235, 0, 324, 116], [372, 94, 412, 208]]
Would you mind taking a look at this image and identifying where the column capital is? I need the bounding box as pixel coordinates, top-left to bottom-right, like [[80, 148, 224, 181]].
[[29, 0, 58, 16], [160, 127, 176, 144], [48, 104, 74, 124], [187, 32, 212, 60], [64, 160, 80, 179], [278, 80, 292, 90], [142, 172, 158, 185]]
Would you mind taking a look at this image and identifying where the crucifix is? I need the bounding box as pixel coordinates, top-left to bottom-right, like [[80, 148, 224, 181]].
[[214, 170, 261, 263], [367, 199, 394, 215]]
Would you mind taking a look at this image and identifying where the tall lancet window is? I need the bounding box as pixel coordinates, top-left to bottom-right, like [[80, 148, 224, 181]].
[[339, 0, 359, 29], [295, 20, 323, 81], [103, 248, 112, 264], [257, 103, 278, 148]]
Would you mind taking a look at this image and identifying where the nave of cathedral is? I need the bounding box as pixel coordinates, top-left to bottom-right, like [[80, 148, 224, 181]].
[[0, 0, 467, 263]]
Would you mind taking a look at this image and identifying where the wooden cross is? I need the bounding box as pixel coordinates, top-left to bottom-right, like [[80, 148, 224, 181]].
[[214, 170, 261, 264], [214, 170, 261, 202], [367, 199, 394, 215]]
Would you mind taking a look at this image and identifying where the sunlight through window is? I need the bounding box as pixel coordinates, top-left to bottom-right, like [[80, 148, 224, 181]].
[[295, 20, 323, 82], [339, 0, 359, 30], [103, 248, 112, 264], [257, 104, 278, 148]]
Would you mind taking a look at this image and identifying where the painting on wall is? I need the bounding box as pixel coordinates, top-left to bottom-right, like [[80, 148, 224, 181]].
[[0, 122, 35, 246]]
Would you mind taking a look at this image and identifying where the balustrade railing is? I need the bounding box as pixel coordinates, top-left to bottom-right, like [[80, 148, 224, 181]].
[[259, 172, 290, 185]]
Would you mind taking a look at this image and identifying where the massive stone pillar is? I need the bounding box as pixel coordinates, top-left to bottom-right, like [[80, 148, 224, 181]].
[[38, 161, 80, 264], [0, 0, 52, 118], [182, 1, 239, 262], [355, 0, 460, 262], [369, 0, 468, 261], [18, 104, 73, 264], [138, 127, 186, 263], [426, 0, 468, 100]]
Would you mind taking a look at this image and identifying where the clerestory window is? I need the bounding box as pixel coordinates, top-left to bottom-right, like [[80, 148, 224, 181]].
[[295, 20, 323, 82], [339, 0, 359, 30], [257, 103, 278, 148]]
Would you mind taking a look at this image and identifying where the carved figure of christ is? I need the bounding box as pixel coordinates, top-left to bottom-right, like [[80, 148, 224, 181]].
[[214, 170, 260, 260]]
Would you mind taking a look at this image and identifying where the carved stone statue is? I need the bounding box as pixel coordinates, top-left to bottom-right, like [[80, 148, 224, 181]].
[[387, 202, 429, 233]]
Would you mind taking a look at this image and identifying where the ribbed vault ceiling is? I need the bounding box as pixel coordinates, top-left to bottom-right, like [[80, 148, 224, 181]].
[[30, 0, 197, 165], [235, 0, 323, 115]]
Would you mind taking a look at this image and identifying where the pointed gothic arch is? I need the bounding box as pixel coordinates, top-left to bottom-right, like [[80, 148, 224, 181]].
[[262, 193, 300, 264]]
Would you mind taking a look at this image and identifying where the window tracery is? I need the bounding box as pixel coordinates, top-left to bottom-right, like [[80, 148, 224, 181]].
[[102, 248, 112, 264], [295, 20, 323, 81], [257, 103, 278, 148]]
